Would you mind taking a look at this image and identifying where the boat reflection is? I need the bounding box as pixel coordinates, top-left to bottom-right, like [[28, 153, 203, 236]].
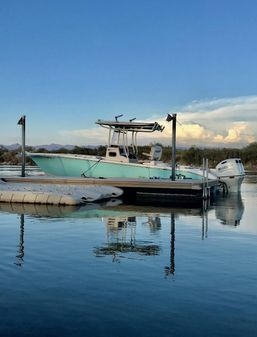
[[94, 214, 161, 263], [94, 211, 176, 277], [0, 192, 245, 271], [214, 193, 244, 226], [143, 215, 162, 232]]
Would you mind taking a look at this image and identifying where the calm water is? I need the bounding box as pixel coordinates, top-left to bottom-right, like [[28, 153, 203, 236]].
[[0, 166, 257, 337]]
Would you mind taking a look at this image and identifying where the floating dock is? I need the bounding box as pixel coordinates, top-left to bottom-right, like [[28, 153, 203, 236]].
[[0, 178, 123, 205], [0, 190, 82, 205], [1, 176, 219, 205]]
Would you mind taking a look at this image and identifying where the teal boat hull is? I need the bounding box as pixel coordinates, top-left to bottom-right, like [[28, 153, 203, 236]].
[[28, 153, 204, 180]]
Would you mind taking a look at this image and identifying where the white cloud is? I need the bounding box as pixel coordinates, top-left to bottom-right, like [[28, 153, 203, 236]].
[[60, 127, 109, 145], [157, 96, 257, 147], [59, 95, 257, 147], [213, 122, 255, 144]]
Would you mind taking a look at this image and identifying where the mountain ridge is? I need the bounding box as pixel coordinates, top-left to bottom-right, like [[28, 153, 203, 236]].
[[0, 143, 100, 151]]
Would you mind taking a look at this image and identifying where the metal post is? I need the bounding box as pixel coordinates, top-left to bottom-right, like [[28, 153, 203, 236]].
[[18, 115, 26, 177], [202, 158, 205, 199], [171, 114, 177, 181], [166, 113, 177, 181], [205, 158, 210, 199]]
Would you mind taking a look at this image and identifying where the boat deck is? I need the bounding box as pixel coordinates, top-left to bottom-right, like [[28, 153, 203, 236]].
[[1, 176, 220, 205]]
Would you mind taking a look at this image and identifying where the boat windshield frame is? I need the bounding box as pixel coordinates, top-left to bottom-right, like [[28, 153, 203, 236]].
[[96, 119, 165, 133]]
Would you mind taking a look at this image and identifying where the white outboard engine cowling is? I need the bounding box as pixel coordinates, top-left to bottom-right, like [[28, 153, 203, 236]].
[[215, 158, 245, 193]]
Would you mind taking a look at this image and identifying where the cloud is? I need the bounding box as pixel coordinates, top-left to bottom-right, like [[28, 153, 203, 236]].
[[154, 120, 255, 147], [182, 95, 257, 119], [60, 95, 257, 147], [213, 122, 255, 144], [157, 96, 257, 147], [60, 127, 108, 145]]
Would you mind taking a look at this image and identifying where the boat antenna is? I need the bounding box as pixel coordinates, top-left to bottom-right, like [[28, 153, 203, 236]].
[[115, 114, 123, 121], [129, 118, 136, 122]]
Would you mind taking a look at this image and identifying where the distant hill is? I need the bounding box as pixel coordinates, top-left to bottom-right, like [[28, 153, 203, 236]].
[[33, 144, 76, 151], [0, 143, 100, 151], [0, 143, 21, 150]]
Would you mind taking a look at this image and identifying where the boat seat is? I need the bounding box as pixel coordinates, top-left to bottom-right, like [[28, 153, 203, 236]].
[[143, 145, 163, 161]]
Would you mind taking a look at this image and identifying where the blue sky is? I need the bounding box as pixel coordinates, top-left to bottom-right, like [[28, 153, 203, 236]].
[[0, 0, 257, 147]]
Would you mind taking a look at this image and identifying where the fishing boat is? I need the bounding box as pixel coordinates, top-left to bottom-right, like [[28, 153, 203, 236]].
[[27, 117, 245, 192]]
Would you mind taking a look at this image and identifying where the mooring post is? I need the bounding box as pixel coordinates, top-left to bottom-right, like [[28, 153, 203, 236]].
[[171, 114, 177, 181], [205, 158, 210, 199], [202, 158, 207, 199], [17, 115, 26, 177], [166, 113, 177, 181]]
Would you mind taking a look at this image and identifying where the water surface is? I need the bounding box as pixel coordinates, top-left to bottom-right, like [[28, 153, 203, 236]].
[[0, 168, 256, 337]]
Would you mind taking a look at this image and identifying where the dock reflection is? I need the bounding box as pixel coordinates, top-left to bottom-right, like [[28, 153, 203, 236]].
[[0, 202, 82, 218]]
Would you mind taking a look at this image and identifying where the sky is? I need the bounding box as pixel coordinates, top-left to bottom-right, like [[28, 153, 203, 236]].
[[0, 0, 257, 148]]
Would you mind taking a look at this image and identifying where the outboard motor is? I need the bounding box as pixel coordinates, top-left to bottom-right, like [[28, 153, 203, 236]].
[[215, 158, 245, 193]]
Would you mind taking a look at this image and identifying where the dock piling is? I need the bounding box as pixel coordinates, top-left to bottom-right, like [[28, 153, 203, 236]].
[[166, 113, 177, 181], [17, 115, 26, 177]]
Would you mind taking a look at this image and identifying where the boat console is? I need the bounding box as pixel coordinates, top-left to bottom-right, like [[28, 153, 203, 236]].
[[96, 118, 165, 164]]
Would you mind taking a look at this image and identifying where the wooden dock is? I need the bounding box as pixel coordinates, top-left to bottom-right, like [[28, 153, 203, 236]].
[[1, 176, 219, 205]]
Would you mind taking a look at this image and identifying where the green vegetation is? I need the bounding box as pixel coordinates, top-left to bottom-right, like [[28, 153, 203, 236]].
[[0, 142, 257, 169], [0, 146, 20, 165]]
